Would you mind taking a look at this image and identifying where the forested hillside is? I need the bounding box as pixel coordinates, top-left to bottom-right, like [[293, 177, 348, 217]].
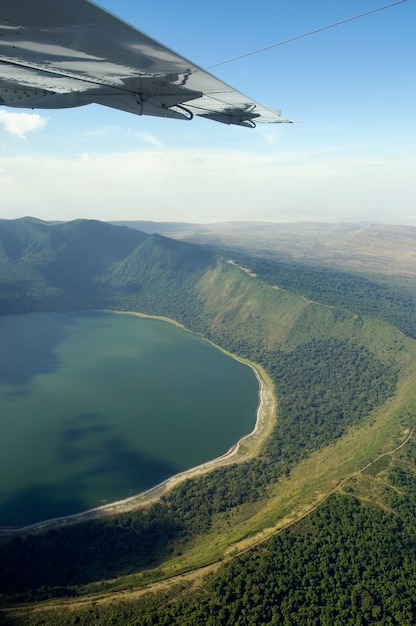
[[0, 217, 415, 625], [0, 217, 215, 316]]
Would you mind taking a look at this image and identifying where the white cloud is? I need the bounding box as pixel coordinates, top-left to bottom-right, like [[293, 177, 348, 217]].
[[0, 110, 48, 138], [133, 130, 164, 148], [0, 148, 415, 225]]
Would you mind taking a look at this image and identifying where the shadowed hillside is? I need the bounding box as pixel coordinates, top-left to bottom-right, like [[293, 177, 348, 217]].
[[0, 217, 215, 316]]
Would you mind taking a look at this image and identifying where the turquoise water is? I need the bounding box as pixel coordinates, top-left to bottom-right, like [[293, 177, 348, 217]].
[[0, 312, 258, 526]]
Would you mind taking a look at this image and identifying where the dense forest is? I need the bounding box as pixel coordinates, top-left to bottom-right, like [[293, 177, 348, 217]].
[[135, 445, 416, 626], [0, 217, 415, 624], [128, 443, 416, 626]]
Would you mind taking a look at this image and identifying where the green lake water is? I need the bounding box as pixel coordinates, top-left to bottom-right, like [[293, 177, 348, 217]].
[[0, 311, 258, 526]]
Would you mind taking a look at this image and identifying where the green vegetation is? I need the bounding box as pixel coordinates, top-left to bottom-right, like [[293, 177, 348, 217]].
[[263, 338, 397, 460], [227, 252, 416, 339], [136, 487, 416, 625], [0, 217, 415, 624], [2, 443, 415, 625]]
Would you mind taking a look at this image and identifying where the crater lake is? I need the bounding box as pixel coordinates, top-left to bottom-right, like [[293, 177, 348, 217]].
[[0, 311, 259, 527]]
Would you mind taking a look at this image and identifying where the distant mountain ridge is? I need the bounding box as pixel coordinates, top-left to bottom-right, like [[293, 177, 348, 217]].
[[0, 217, 215, 316]]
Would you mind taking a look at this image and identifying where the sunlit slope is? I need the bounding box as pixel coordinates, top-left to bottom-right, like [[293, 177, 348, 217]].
[[195, 258, 406, 362]]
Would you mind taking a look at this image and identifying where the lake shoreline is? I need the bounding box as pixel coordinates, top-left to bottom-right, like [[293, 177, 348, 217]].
[[0, 311, 276, 536]]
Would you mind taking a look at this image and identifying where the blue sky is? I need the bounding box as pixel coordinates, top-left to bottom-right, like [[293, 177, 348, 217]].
[[1, 0, 415, 224]]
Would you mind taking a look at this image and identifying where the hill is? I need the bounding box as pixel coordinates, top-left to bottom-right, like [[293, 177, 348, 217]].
[[0, 217, 214, 315], [0, 217, 415, 625]]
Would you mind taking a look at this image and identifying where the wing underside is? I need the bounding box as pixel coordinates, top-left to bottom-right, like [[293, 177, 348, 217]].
[[0, 0, 290, 127]]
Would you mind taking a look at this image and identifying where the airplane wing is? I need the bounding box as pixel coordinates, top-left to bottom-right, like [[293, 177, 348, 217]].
[[0, 0, 290, 128]]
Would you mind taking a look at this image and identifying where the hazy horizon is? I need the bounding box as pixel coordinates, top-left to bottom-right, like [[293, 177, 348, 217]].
[[1, 0, 414, 226]]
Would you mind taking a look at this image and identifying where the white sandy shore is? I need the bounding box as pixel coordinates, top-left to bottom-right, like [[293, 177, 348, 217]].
[[0, 313, 276, 536]]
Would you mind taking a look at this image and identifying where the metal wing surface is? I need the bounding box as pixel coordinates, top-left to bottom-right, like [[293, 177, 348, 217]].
[[0, 0, 290, 127]]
